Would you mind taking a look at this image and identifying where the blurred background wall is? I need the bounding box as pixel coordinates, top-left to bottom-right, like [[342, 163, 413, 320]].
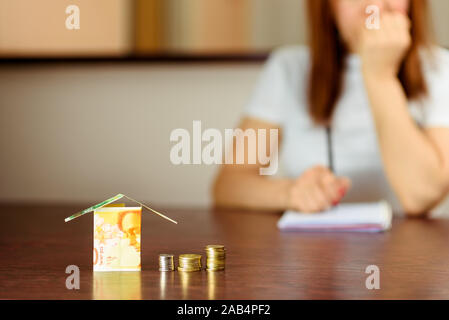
[[0, 0, 133, 56], [0, 62, 257, 207], [0, 0, 448, 207]]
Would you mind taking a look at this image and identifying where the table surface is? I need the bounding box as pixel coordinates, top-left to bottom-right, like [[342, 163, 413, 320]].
[[1, 203, 449, 300]]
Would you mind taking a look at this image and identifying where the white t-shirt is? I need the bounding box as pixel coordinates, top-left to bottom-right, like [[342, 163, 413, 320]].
[[243, 45, 449, 216]]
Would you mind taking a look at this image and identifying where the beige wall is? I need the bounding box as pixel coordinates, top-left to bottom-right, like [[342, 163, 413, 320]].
[[251, 0, 449, 49], [250, 0, 306, 50], [0, 63, 260, 207], [142, 0, 449, 52], [163, 0, 250, 53], [1, 0, 448, 56], [430, 0, 449, 47], [0, 0, 132, 56]]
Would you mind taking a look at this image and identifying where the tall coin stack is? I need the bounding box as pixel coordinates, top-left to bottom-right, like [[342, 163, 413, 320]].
[[159, 254, 175, 271], [178, 254, 202, 272], [205, 245, 226, 271]]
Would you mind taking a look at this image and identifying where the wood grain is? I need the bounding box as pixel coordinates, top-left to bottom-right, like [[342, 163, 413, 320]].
[[1, 203, 449, 299]]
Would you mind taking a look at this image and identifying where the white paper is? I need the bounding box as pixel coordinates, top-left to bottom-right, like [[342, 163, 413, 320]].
[[277, 201, 392, 233]]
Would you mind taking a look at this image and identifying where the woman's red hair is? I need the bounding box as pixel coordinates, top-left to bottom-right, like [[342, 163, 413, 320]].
[[307, 0, 431, 125]]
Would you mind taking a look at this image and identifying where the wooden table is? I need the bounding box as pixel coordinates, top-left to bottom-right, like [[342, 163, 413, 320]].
[[1, 203, 449, 300]]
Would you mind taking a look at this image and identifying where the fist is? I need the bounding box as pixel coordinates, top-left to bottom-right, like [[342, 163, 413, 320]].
[[358, 11, 411, 78], [287, 166, 351, 213]]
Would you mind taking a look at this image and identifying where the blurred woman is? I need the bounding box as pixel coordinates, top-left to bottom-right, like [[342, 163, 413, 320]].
[[213, 0, 449, 216]]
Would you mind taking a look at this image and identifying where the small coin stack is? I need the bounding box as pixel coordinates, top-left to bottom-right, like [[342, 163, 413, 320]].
[[205, 245, 226, 271], [159, 254, 175, 271], [178, 254, 202, 272]]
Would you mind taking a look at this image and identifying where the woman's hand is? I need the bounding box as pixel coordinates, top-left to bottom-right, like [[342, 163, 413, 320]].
[[287, 166, 351, 213], [358, 11, 411, 79]]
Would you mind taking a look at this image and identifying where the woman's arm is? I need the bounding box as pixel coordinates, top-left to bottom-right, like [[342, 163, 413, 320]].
[[213, 118, 290, 211], [360, 12, 449, 216], [213, 118, 350, 212], [213, 167, 292, 211]]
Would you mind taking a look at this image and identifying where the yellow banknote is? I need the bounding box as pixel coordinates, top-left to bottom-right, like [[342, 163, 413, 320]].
[[93, 206, 142, 271]]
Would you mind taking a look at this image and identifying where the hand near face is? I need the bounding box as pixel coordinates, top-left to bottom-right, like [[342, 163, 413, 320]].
[[358, 9, 412, 78]]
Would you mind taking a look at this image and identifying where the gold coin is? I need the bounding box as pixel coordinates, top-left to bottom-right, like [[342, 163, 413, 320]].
[[179, 254, 202, 259], [206, 255, 225, 258], [205, 245, 225, 250], [205, 245, 226, 271], [179, 260, 201, 264], [179, 263, 201, 268], [178, 267, 201, 272], [206, 258, 225, 262]]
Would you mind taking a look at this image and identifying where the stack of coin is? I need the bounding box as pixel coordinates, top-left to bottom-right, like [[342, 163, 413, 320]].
[[159, 254, 175, 271], [178, 254, 202, 272], [205, 245, 226, 271]]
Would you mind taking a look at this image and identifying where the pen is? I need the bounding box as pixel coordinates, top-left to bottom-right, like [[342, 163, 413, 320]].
[[326, 126, 348, 206], [326, 125, 341, 207], [326, 125, 334, 173]]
